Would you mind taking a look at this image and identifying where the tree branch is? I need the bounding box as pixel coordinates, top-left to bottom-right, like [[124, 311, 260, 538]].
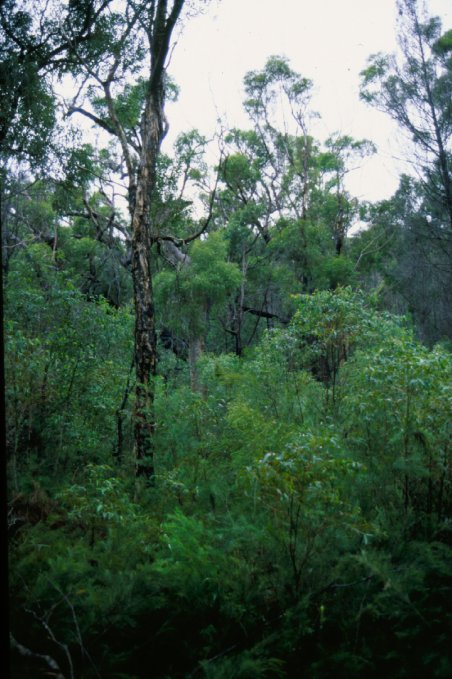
[[10, 633, 66, 679], [66, 106, 116, 135], [154, 165, 220, 246]]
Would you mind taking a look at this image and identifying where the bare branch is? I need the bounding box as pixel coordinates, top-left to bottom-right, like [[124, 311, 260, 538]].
[[66, 106, 116, 136], [10, 633, 66, 679]]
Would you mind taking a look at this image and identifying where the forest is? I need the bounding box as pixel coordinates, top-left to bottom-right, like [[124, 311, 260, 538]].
[[2, 0, 451, 677]]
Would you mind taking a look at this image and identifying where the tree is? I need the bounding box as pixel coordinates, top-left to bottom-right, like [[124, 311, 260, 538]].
[[322, 134, 375, 255], [155, 231, 241, 387], [360, 0, 452, 229], [0, 0, 114, 165], [213, 57, 317, 354], [353, 174, 452, 343], [359, 0, 452, 342], [64, 0, 224, 481], [213, 58, 370, 355]]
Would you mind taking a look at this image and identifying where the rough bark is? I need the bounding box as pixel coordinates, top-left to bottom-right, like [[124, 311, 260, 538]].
[[131, 76, 165, 480], [130, 0, 184, 480], [67, 0, 204, 478]]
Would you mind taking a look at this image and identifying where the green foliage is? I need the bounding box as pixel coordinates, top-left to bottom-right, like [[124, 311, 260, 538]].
[[342, 333, 451, 521], [433, 28, 452, 55], [58, 464, 137, 524], [244, 55, 313, 119], [10, 466, 161, 676], [200, 651, 285, 678], [155, 231, 242, 337], [221, 152, 261, 191], [245, 428, 364, 596], [9, 279, 451, 677], [5, 244, 133, 486], [315, 254, 357, 289], [288, 287, 384, 400], [5, 5, 452, 676], [152, 511, 230, 602]]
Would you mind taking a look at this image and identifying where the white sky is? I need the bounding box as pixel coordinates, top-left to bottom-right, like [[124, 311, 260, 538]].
[[164, 0, 451, 203]]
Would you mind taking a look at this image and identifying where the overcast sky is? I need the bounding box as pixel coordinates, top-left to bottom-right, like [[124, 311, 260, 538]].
[[163, 0, 451, 203]]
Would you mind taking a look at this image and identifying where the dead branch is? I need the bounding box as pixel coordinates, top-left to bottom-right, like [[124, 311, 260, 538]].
[[10, 633, 66, 679]]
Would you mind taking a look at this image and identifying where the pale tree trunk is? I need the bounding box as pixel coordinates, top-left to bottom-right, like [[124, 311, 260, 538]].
[[131, 76, 166, 480], [71, 0, 194, 480], [188, 334, 205, 392], [129, 0, 185, 481]]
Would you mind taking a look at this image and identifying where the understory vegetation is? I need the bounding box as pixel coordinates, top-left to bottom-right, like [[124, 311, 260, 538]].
[[7, 277, 452, 677]]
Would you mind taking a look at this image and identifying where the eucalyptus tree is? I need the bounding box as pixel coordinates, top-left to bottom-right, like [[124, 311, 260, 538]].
[[321, 134, 375, 255], [353, 174, 452, 343], [215, 57, 371, 354], [360, 0, 452, 342], [64, 0, 221, 480], [1, 2, 119, 499], [0, 0, 114, 164], [1, 1, 192, 478], [212, 57, 318, 353], [0, 0, 117, 302], [360, 0, 452, 229], [241, 55, 317, 226]]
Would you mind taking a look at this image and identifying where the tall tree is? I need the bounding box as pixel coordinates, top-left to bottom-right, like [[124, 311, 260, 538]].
[[322, 134, 375, 256], [125, 1, 184, 480], [65, 0, 220, 480], [360, 0, 452, 229], [360, 0, 452, 342]]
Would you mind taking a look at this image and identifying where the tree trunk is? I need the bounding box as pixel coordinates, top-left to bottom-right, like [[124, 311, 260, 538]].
[[129, 0, 185, 481], [131, 84, 166, 481], [73, 0, 186, 482], [188, 334, 205, 392]]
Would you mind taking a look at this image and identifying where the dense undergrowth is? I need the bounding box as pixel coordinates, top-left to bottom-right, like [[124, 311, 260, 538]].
[[7, 262, 451, 678]]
